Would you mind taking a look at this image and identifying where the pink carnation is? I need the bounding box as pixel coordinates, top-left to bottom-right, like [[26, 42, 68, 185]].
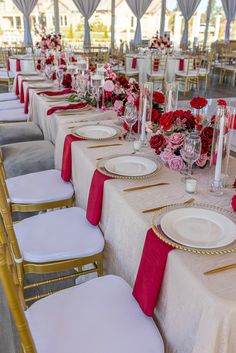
[[168, 156, 185, 172], [104, 79, 115, 92]]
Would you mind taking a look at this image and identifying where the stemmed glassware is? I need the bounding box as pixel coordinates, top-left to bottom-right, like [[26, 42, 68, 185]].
[[181, 132, 202, 179], [123, 103, 138, 141], [91, 74, 104, 111]]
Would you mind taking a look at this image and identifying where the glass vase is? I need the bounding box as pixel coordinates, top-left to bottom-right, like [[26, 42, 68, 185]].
[[138, 82, 153, 147]]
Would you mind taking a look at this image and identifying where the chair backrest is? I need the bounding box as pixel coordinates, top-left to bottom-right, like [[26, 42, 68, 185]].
[[0, 236, 37, 353]]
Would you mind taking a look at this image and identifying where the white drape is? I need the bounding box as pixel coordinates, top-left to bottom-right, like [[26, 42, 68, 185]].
[[126, 0, 153, 45], [177, 0, 201, 47], [12, 0, 38, 45], [221, 0, 236, 41], [72, 0, 101, 46]]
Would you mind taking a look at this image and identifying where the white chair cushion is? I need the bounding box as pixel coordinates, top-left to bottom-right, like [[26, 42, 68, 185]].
[[6, 169, 74, 204], [0, 108, 27, 122], [0, 92, 18, 102], [176, 70, 198, 77], [26, 275, 164, 353], [14, 207, 104, 262], [0, 100, 23, 110]]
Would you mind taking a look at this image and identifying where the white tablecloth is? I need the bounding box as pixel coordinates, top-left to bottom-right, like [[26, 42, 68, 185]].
[[15, 77, 236, 353], [9, 55, 35, 74]]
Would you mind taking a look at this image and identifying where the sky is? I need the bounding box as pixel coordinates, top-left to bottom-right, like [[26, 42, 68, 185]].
[[166, 0, 222, 12]]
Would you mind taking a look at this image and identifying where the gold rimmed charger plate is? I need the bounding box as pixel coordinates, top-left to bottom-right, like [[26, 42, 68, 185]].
[[71, 124, 122, 141], [151, 202, 236, 255], [97, 154, 162, 180]]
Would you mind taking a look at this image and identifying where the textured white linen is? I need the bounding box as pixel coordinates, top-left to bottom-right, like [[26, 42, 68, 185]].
[[126, 0, 153, 45], [177, 0, 201, 47], [12, 0, 38, 45], [72, 0, 101, 46], [6, 169, 74, 203], [221, 0, 236, 41], [26, 275, 164, 353], [14, 207, 104, 262]]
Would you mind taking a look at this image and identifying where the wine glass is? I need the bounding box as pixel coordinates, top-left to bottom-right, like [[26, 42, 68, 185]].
[[56, 67, 64, 88], [123, 103, 138, 141], [181, 132, 202, 178], [91, 74, 104, 111]]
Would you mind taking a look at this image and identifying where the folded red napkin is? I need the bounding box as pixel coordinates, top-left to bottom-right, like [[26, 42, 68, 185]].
[[86, 170, 112, 226], [179, 58, 184, 71], [47, 102, 88, 116], [19, 79, 26, 103], [37, 88, 75, 96], [16, 59, 21, 72], [61, 134, 83, 182], [132, 57, 137, 69], [7, 59, 10, 71], [24, 87, 30, 114], [133, 228, 174, 316]]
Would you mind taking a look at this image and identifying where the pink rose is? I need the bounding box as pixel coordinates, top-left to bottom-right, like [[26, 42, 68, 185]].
[[104, 79, 115, 92], [196, 153, 208, 168], [160, 150, 174, 164], [168, 156, 185, 172], [114, 100, 123, 112], [167, 133, 185, 148]]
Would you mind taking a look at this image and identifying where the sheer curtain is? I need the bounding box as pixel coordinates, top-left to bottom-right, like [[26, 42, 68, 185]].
[[12, 0, 38, 45], [221, 0, 236, 41], [72, 0, 101, 46], [126, 0, 153, 45], [177, 0, 201, 47]]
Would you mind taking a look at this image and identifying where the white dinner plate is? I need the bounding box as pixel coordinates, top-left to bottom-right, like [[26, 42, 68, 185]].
[[104, 155, 158, 177], [160, 207, 236, 249], [74, 125, 117, 140]]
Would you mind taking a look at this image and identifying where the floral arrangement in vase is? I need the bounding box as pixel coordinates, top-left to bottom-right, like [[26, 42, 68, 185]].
[[148, 97, 215, 172]]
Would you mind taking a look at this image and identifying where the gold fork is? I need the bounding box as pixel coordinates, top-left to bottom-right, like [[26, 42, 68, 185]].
[[142, 198, 195, 214]]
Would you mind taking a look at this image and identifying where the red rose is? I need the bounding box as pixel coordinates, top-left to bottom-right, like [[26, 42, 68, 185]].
[[190, 97, 208, 110], [201, 137, 210, 154], [151, 109, 159, 123], [158, 111, 176, 131], [117, 76, 129, 88], [232, 195, 236, 212], [150, 134, 166, 153], [217, 99, 227, 106], [153, 91, 165, 104], [200, 126, 214, 142]]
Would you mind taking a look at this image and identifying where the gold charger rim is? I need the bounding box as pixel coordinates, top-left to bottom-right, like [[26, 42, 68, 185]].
[[151, 202, 236, 255], [96, 153, 162, 180]]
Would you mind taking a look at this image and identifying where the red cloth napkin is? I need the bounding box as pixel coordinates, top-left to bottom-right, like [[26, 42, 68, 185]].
[[16, 59, 21, 72], [19, 79, 26, 103], [37, 88, 75, 96], [132, 57, 137, 69], [7, 59, 10, 71], [61, 134, 83, 182], [133, 228, 174, 316], [47, 102, 88, 116], [179, 58, 184, 71], [24, 87, 30, 114], [86, 170, 112, 226]]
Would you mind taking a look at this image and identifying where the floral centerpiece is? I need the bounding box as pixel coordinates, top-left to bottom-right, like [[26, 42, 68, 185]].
[[148, 97, 214, 172], [149, 31, 172, 50]]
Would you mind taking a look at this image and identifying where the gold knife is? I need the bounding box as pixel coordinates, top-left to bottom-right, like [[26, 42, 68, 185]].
[[87, 143, 123, 149], [204, 263, 236, 275], [124, 182, 169, 192], [142, 198, 195, 214]]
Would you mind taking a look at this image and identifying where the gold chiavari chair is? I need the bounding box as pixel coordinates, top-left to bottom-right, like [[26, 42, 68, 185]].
[[0, 178, 104, 302], [0, 157, 74, 214], [0, 221, 164, 353], [175, 56, 200, 95], [147, 54, 167, 90]]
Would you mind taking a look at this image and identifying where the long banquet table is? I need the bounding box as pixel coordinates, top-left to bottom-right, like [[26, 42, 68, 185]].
[[17, 75, 236, 353]]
